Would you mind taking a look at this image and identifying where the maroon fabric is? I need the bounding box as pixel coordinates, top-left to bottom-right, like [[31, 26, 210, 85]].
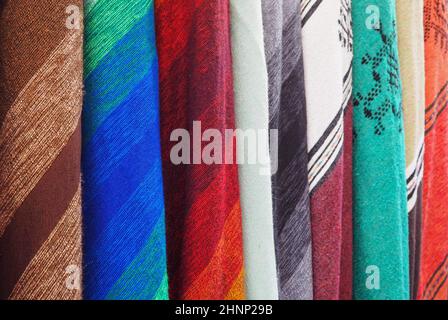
[[310, 104, 353, 300], [311, 158, 344, 299], [340, 102, 353, 300]]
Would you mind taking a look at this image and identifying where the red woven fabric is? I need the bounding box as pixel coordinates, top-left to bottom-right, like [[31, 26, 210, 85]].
[[310, 103, 353, 300], [340, 103, 353, 300], [155, 0, 245, 300], [419, 0, 448, 301]]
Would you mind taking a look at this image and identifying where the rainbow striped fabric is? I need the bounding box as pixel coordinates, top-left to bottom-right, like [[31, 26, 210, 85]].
[[155, 0, 245, 300], [82, 0, 168, 300], [2, 0, 448, 302]]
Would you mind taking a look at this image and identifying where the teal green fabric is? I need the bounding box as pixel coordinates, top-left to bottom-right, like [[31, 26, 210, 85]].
[[352, 1, 409, 300]]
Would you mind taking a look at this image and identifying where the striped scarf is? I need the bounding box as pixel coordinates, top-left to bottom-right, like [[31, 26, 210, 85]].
[[155, 0, 245, 300], [262, 0, 314, 300], [419, 0, 448, 300], [301, 0, 354, 300], [0, 0, 83, 300], [352, 0, 410, 300], [82, 0, 169, 299]]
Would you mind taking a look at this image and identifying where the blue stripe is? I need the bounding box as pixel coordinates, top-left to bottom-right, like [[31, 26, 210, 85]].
[[82, 3, 167, 300], [83, 10, 157, 142], [83, 60, 159, 198], [106, 216, 168, 300], [83, 164, 165, 299]]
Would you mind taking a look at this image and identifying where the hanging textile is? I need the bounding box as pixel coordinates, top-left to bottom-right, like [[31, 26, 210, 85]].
[[352, 0, 410, 299], [396, 0, 426, 300], [0, 0, 83, 299], [261, 0, 313, 300], [155, 0, 245, 300], [301, 0, 354, 300], [230, 0, 278, 300], [82, 0, 168, 299], [419, 0, 448, 300]]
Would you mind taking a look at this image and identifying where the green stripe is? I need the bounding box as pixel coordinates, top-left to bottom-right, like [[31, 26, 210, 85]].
[[105, 215, 168, 300], [84, 0, 152, 76], [84, 0, 99, 13], [153, 273, 169, 300]]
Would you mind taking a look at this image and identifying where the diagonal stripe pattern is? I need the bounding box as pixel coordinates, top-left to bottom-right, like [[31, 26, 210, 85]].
[[301, 0, 354, 300], [155, 0, 245, 300], [261, 0, 314, 300], [82, 0, 169, 300], [0, 0, 83, 300]]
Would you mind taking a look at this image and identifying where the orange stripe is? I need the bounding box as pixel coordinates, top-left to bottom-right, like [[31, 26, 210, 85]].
[[225, 269, 245, 300], [184, 202, 245, 300]]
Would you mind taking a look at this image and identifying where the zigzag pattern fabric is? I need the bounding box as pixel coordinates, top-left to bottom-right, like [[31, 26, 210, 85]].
[[155, 0, 245, 300], [301, 0, 354, 300], [0, 0, 83, 300], [352, 0, 410, 300], [82, 0, 169, 300], [419, 0, 448, 300], [262, 0, 314, 300]]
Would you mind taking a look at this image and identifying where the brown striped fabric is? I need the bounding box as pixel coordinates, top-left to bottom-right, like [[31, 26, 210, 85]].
[[0, 0, 83, 300]]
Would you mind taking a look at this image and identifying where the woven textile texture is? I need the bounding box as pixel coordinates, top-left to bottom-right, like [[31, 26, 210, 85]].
[[396, 0, 426, 300], [419, 0, 448, 300], [262, 0, 313, 300], [352, 0, 410, 300], [0, 0, 83, 299], [155, 0, 245, 300], [82, 0, 169, 300], [301, 0, 354, 300], [230, 0, 279, 300]]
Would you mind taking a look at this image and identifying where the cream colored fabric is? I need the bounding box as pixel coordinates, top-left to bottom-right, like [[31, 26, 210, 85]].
[[396, 0, 425, 211]]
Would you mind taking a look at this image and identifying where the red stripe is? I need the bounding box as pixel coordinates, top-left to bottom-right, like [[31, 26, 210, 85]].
[[156, 0, 244, 299]]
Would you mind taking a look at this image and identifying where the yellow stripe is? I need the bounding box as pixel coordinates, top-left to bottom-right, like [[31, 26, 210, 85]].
[[184, 202, 245, 300], [225, 269, 245, 300]]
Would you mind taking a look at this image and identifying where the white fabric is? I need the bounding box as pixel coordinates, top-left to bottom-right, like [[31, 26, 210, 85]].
[[301, 0, 353, 191], [230, 0, 279, 300]]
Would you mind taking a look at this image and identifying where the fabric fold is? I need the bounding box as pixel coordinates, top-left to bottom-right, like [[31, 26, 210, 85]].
[[352, 0, 410, 300], [261, 0, 313, 300], [0, 0, 83, 300], [155, 0, 245, 300], [396, 0, 426, 300], [419, 0, 448, 300], [82, 0, 169, 300], [230, 0, 278, 300], [301, 0, 354, 300]]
